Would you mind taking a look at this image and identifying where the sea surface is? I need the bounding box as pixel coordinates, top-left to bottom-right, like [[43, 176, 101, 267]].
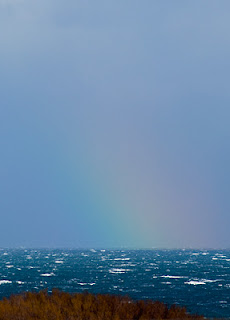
[[0, 249, 229, 318]]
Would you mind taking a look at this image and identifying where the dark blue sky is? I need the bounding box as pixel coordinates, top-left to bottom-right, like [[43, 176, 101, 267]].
[[0, 0, 230, 248]]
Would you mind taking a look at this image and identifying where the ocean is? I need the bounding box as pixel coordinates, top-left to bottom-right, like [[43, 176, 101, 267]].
[[0, 249, 229, 318]]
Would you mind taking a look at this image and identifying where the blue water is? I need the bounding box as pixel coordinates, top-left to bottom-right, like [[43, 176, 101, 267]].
[[0, 249, 229, 318]]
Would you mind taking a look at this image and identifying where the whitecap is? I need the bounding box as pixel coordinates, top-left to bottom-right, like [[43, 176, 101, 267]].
[[130, 289, 141, 292], [202, 279, 220, 283], [0, 280, 12, 285], [40, 273, 55, 277], [109, 268, 131, 274], [161, 275, 186, 279], [16, 281, 24, 285], [55, 260, 63, 264], [114, 258, 130, 261], [184, 280, 206, 285]]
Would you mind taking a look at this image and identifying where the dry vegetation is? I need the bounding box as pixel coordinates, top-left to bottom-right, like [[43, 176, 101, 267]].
[[0, 290, 204, 320]]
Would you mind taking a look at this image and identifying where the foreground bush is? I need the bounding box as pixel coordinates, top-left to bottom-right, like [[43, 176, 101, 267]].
[[0, 290, 204, 320]]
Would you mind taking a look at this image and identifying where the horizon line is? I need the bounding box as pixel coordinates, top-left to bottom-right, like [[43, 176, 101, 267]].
[[0, 246, 230, 251]]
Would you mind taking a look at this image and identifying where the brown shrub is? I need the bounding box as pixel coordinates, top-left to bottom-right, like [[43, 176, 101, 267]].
[[0, 290, 204, 320]]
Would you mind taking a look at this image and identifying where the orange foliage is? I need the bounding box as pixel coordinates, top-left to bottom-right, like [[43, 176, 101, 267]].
[[0, 290, 204, 320]]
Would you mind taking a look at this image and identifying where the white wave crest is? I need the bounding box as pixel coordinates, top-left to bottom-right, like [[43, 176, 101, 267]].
[[0, 280, 12, 285], [161, 275, 186, 279], [109, 268, 131, 274], [40, 273, 55, 277], [185, 280, 206, 285]]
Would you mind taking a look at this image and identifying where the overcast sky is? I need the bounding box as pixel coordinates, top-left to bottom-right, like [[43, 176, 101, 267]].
[[1, 1, 230, 248]]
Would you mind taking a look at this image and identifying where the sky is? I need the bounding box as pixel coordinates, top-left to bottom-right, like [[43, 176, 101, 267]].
[[0, 0, 230, 248]]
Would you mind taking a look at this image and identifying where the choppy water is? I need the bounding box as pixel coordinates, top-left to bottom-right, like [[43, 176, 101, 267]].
[[0, 249, 229, 318]]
